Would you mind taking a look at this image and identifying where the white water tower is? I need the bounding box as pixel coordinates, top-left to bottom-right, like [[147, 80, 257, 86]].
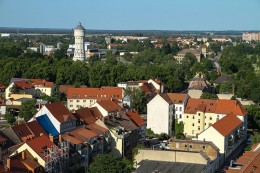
[[73, 22, 85, 61]]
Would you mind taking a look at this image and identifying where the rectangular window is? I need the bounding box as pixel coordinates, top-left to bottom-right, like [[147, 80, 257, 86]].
[[180, 107, 182, 111], [186, 116, 189, 118], [176, 107, 178, 111], [179, 114, 182, 119], [210, 117, 212, 120], [83, 100, 86, 102], [77, 100, 80, 103], [70, 100, 73, 103], [192, 116, 194, 119], [198, 113, 200, 116], [198, 119, 200, 123], [192, 130, 194, 134], [192, 123, 194, 126], [198, 126, 200, 130]]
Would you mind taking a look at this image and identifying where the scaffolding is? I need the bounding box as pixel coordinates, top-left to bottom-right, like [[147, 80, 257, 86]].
[[44, 141, 70, 173]]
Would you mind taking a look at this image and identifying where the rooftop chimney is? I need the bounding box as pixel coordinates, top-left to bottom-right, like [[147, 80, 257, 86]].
[[22, 151, 26, 160], [6, 158, 11, 170], [49, 134, 54, 142]]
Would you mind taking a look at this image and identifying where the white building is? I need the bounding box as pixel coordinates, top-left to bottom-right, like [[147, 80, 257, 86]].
[[198, 113, 246, 158], [147, 93, 188, 136], [73, 22, 86, 61]]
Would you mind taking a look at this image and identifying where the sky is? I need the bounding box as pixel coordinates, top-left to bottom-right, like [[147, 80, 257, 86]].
[[0, 0, 260, 30]]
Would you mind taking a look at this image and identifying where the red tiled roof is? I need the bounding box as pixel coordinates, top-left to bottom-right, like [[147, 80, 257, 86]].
[[89, 107, 103, 120], [75, 108, 96, 124], [167, 93, 187, 104], [12, 123, 34, 141], [30, 79, 54, 87], [26, 121, 48, 137], [0, 83, 6, 89], [62, 133, 82, 145], [59, 85, 74, 95], [185, 98, 247, 116], [96, 100, 123, 112], [26, 135, 56, 159], [212, 113, 242, 137], [69, 127, 98, 140], [86, 123, 108, 134], [215, 99, 247, 115], [45, 103, 76, 123], [126, 110, 145, 127], [67, 87, 123, 100], [14, 81, 33, 89]]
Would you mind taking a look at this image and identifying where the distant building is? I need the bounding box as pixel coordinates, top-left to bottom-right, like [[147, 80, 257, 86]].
[[174, 48, 201, 63], [73, 22, 86, 61], [242, 32, 260, 41]]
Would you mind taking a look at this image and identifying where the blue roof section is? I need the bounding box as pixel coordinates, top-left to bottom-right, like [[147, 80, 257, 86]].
[[36, 114, 59, 137]]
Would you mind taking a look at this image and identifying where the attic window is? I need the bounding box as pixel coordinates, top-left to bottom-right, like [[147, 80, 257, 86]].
[[17, 130, 23, 135], [184, 145, 188, 148]]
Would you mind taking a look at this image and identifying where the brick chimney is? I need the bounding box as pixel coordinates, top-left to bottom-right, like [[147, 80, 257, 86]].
[[58, 135, 62, 143], [49, 134, 54, 142], [22, 151, 26, 160], [6, 158, 11, 170]]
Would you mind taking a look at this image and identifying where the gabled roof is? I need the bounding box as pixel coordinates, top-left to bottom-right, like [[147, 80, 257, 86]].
[[89, 107, 103, 120], [126, 110, 145, 127], [75, 108, 96, 124], [11, 78, 54, 89], [86, 123, 108, 134], [45, 103, 76, 123], [212, 113, 242, 137], [115, 113, 138, 131], [14, 81, 33, 89], [96, 100, 123, 112], [215, 99, 247, 115], [59, 85, 74, 95], [67, 87, 123, 100], [185, 98, 247, 116], [160, 93, 187, 105], [36, 115, 59, 137], [26, 135, 56, 159], [69, 127, 98, 141]]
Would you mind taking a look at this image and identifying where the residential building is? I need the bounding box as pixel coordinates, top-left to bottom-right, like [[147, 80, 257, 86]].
[[0, 99, 6, 116], [5, 78, 54, 99], [11, 121, 47, 142], [33, 103, 76, 134], [92, 100, 139, 158], [126, 110, 146, 143], [198, 113, 246, 158], [126, 79, 164, 93], [184, 98, 247, 137], [188, 72, 212, 99], [73, 22, 86, 61], [147, 93, 188, 136], [0, 132, 15, 160], [9, 135, 68, 172], [174, 48, 201, 63], [67, 87, 124, 110], [242, 32, 260, 41]]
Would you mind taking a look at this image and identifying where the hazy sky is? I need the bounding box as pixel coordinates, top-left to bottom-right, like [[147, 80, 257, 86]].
[[0, 0, 259, 30]]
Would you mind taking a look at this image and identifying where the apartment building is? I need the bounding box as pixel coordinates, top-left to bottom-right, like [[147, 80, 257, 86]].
[[67, 87, 124, 110]]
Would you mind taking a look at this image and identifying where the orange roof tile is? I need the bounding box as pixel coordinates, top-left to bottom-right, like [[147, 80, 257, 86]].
[[212, 113, 242, 137], [215, 99, 247, 115], [67, 87, 123, 100], [126, 110, 145, 127], [70, 127, 98, 140], [30, 79, 54, 87], [75, 108, 96, 124], [86, 123, 108, 134], [97, 100, 123, 112], [89, 107, 103, 120], [14, 81, 33, 89], [45, 103, 76, 123], [167, 93, 187, 104], [26, 135, 56, 159], [185, 98, 216, 114]]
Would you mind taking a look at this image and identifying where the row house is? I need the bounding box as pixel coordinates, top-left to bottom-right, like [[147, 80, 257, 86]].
[[91, 100, 139, 158], [183, 98, 247, 138], [147, 93, 188, 136], [5, 78, 54, 99], [67, 87, 124, 110], [198, 113, 246, 158]]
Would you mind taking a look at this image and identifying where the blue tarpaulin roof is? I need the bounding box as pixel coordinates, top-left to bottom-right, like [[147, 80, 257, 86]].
[[36, 114, 59, 137]]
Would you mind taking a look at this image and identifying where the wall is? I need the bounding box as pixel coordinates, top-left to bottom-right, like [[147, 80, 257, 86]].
[[188, 90, 203, 99], [147, 95, 171, 135], [135, 149, 208, 165], [67, 99, 96, 110], [198, 127, 225, 154]]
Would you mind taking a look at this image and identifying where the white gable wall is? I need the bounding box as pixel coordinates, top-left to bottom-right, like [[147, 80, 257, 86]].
[[198, 126, 224, 153], [35, 106, 61, 133], [147, 94, 172, 135]]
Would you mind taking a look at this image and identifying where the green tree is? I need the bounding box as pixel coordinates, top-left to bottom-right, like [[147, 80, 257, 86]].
[[89, 153, 131, 173], [106, 50, 117, 65], [200, 92, 218, 99], [173, 119, 184, 139], [251, 132, 260, 144], [19, 100, 37, 122], [124, 88, 148, 113], [245, 105, 260, 130], [219, 81, 233, 94], [6, 113, 16, 125]]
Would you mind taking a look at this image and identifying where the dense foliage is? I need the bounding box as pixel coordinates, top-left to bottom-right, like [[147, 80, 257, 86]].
[[88, 153, 132, 173], [219, 43, 260, 103]]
